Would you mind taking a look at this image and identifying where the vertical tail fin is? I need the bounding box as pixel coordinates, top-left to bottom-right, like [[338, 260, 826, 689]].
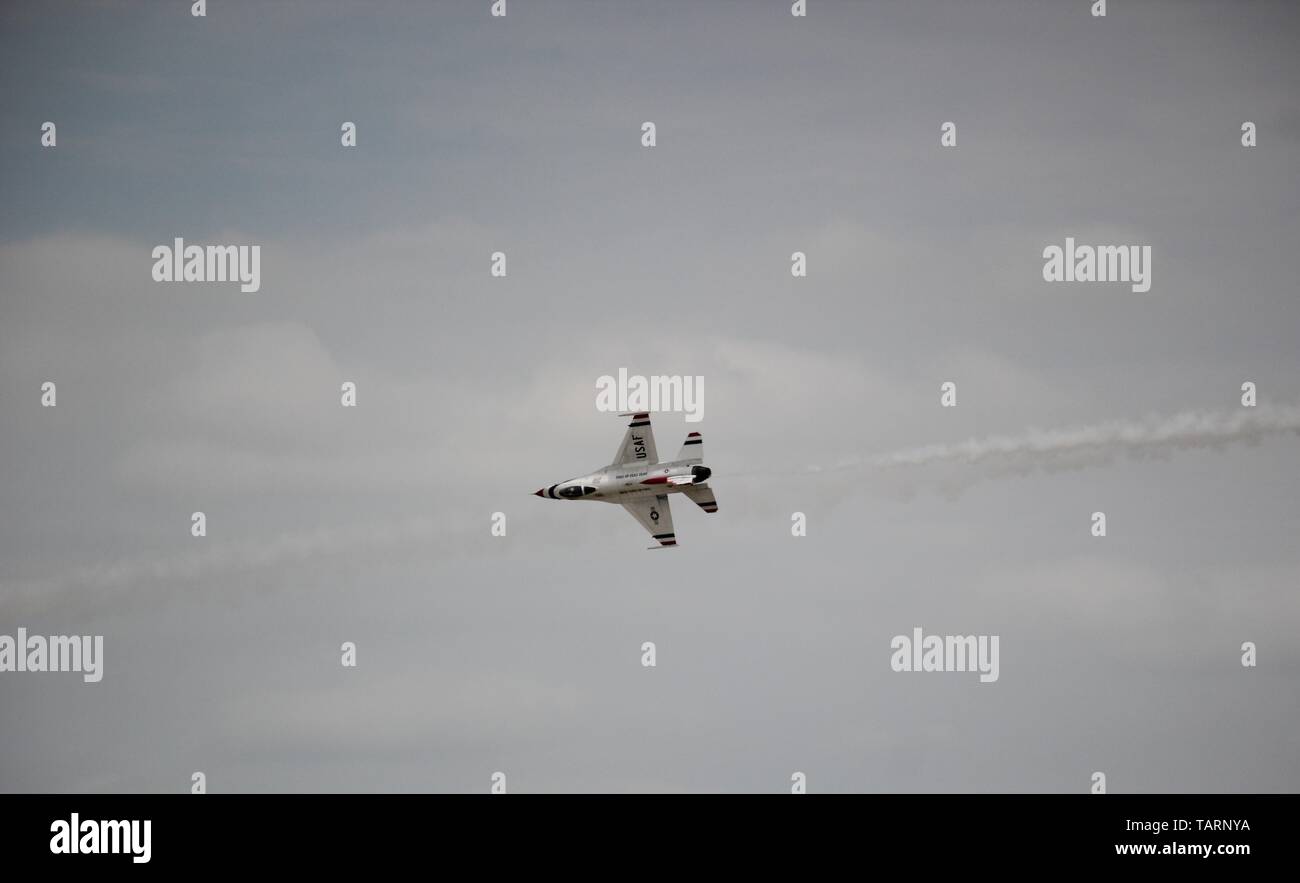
[[676, 431, 703, 462]]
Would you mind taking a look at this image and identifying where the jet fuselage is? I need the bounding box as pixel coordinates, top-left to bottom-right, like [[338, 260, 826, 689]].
[[535, 459, 712, 503]]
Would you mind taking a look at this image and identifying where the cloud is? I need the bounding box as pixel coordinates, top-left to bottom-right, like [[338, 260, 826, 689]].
[[220, 670, 587, 754]]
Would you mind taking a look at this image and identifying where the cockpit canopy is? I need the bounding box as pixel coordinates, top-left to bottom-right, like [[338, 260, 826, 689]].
[[558, 485, 597, 498]]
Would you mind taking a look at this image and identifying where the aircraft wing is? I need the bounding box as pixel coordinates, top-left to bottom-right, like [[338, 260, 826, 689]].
[[611, 412, 658, 466], [621, 494, 676, 547]]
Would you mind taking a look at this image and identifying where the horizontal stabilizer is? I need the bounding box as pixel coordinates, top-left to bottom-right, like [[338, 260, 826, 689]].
[[682, 484, 717, 513]]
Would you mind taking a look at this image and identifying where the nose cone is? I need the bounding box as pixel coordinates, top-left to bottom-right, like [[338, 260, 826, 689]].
[[534, 488, 544, 496]]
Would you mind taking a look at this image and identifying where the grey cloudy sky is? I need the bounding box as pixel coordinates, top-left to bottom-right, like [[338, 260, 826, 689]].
[[1, 0, 1298, 792]]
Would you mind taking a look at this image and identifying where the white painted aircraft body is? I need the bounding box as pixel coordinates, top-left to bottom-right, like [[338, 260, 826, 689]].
[[533, 412, 717, 547]]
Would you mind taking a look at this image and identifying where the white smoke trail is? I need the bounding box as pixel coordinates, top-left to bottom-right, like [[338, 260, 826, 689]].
[[0, 516, 449, 619], [870, 405, 1300, 471], [730, 405, 1300, 487]]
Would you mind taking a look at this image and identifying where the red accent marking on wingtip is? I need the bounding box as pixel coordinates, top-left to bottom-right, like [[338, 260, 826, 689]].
[[687, 432, 701, 437]]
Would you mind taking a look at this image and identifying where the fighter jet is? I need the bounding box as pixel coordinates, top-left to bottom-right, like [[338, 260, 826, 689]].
[[533, 412, 717, 548]]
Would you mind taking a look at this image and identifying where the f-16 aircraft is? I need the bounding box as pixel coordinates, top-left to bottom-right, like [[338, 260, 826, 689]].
[[533, 412, 717, 548]]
